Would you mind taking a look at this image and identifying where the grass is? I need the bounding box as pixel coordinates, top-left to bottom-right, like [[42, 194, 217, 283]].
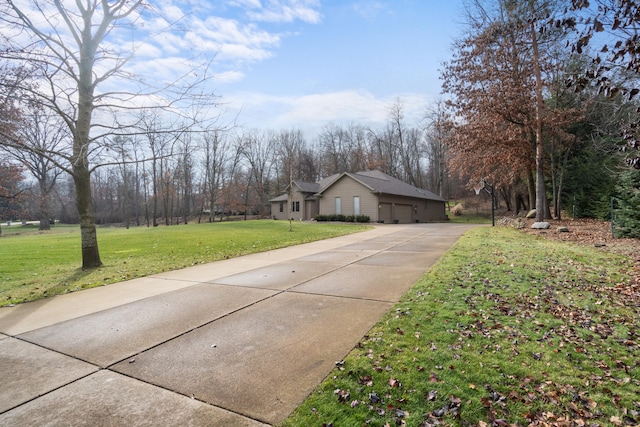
[[0, 220, 369, 307], [280, 227, 640, 426], [447, 211, 493, 224]]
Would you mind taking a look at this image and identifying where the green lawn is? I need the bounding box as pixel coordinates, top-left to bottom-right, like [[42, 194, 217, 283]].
[[280, 227, 639, 426], [447, 212, 493, 224], [0, 220, 369, 306]]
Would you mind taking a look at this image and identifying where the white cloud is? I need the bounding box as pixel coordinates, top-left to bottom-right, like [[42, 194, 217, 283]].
[[226, 90, 430, 138], [110, 0, 323, 90], [159, 4, 186, 23], [132, 15, 281, 67], [185, 16, 280, 62], [132, 41, 164, 59], [352, 1, 389, 20], [283, 90, 389, 124], [228, 0, 263, 8], [243, 0, 322, 23], [214, 71, 246, 84], [127, 56, 198, 85]]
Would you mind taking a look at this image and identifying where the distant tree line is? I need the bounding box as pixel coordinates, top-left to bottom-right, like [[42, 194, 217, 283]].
[[0, 100, 457, 230]]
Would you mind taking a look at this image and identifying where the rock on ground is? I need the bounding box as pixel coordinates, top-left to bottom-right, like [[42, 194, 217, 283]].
[[531, 222, 550, 229]]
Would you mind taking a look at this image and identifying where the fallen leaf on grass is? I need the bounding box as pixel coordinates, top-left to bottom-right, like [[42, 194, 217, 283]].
[[359, 375, 374, 386], [334, 388, 350, 403], [388, 378, 401, 388]]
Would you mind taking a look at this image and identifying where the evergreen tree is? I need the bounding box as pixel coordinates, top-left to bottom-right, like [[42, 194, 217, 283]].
[[614, 170, 640, 238], [564, 144, 617, 219]]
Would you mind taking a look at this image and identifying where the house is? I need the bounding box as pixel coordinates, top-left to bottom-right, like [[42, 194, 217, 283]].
[[269, 174, 339, 221], [269, 170, 447, 223]]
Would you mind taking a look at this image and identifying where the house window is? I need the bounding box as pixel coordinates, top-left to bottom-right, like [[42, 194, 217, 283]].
[[291, 201, 300, 212], [353, 196, 360, 215], [335, 197, 341, 214], [279, 202, 284, 212]]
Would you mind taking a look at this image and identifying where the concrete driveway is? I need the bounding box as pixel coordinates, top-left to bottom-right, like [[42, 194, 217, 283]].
[[0, 223, 476, 426]]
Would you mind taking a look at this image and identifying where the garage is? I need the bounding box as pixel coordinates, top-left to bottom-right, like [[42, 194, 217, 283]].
[[379, 203, 392, 223], [395, 204, 413, 224]]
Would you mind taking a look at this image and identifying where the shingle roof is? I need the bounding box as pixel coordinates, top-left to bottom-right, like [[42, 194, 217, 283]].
[[319, 170, 446, 202], [269, 193, 289, 202], [294, 181, 320, 193]]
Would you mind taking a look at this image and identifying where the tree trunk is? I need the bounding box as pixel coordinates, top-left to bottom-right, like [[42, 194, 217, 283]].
[[73, 168, 102, 268], [527, 170, 536, 211], [152, 160, 159, 226], [556, 164, 565, 220], [500, 187, 512, 212], [38, 180, 51, 231], [531, 9, 546, 223], [74, 19, 102, 268]]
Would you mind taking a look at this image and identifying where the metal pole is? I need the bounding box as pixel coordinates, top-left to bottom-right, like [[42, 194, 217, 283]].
[[611, 196, 614, 238], [491, 185, 495, 227]]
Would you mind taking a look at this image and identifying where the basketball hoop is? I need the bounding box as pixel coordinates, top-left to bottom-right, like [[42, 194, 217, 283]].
[[472, 178, 496, 227]]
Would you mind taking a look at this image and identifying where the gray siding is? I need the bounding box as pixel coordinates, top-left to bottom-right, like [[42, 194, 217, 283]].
[[318, 176, 378, 220], [425, 199, 447, 221], [271, 201, 287, 220], [305, 199, 319, 220], [271, 189, 308, 220]]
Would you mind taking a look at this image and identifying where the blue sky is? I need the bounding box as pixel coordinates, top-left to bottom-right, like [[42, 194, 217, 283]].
[[129, 0, 467, 138]]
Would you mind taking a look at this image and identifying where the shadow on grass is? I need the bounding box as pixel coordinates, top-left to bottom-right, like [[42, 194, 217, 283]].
[[35, 267, 100, 302], [0, 267, 94, 333]]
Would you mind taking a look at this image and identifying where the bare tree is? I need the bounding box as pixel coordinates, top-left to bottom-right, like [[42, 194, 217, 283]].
[[240, 129, 275, 216], [110, 135, 135, 228], [0, 161, 26, 235], [137, 111, 177, 227], [317, 123, 370, 176], [175, 134, 194, 225], [389, 100, 418, 186], [424, 100, 450, 198], [3, 106, 65, 230], [275, 129, 306, 181], [199, 130, 237, 222], [0, 1, 216, 267]]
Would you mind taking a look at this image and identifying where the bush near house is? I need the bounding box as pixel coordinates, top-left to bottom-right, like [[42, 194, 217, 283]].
[[315, 214, 370, 223]]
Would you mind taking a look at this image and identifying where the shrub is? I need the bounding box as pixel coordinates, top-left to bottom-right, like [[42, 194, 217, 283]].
[[314, 214, 369, 222], [451, 203, 464, 216], [355, 215, 370, 223]]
